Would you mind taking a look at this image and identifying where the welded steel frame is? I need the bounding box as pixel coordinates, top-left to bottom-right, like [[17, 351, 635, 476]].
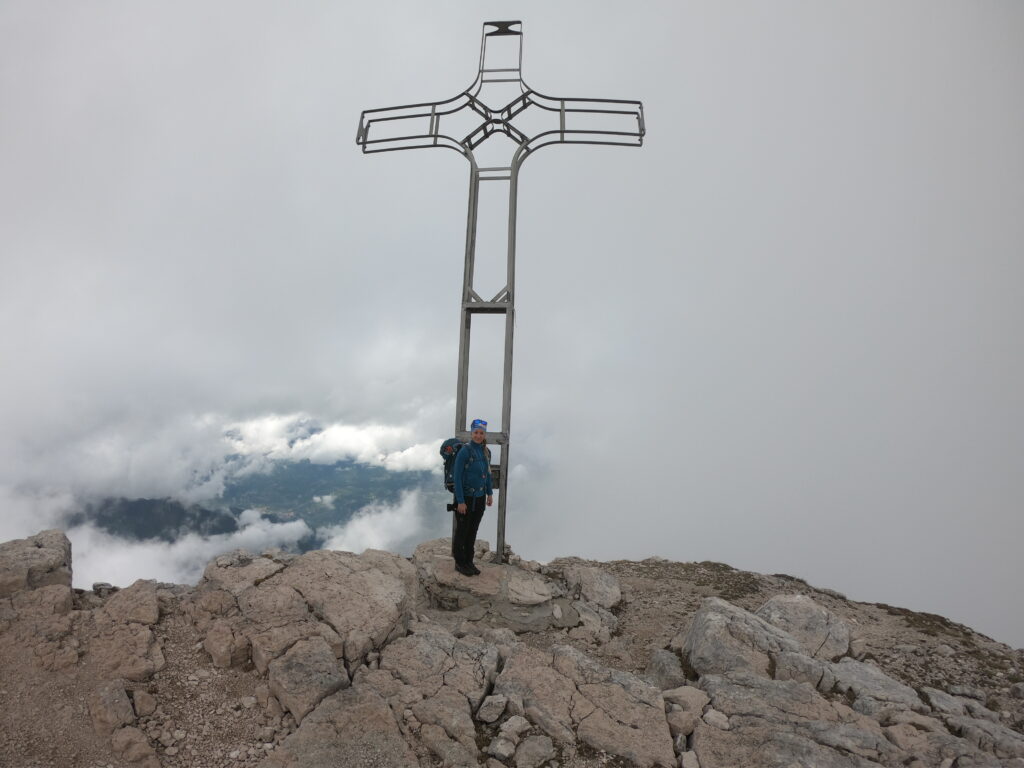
[[357, 20, 644, 562]]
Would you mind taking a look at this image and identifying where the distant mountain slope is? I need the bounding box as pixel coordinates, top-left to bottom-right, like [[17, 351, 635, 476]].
[[65, 458, 443, 545]]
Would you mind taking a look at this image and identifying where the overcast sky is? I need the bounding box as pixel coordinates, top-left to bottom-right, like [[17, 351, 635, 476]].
[[2, 2, 1022, 647]]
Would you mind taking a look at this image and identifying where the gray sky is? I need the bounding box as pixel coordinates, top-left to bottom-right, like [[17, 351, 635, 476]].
[[2, 2, 1022, 647]]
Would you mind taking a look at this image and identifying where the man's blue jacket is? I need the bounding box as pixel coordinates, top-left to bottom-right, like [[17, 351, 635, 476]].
[[452, 441, 493, 504]]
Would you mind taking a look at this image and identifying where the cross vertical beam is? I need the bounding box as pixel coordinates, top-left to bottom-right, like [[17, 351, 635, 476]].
[[357, 21, 644, 561]]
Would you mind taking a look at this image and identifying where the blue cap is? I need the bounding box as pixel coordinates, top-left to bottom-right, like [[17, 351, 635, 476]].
[[470, 418, 488, 431]]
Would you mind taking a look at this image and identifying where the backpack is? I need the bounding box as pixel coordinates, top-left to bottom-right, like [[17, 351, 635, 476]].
[[439, 438, 491, 492]]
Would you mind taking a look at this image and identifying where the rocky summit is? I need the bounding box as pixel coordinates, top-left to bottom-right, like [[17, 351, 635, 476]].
[[1, 530, 1023, 768]]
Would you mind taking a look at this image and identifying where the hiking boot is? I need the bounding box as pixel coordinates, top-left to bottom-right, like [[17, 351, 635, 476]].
[[454, 562, 474, 576], [468, 563, 481, 575]]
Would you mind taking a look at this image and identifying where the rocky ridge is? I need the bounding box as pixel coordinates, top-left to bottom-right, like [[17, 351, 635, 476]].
[[1, 529, 1023, 768]]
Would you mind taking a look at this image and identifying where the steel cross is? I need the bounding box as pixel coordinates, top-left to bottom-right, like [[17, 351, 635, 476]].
[[356, 21, 644, 561]]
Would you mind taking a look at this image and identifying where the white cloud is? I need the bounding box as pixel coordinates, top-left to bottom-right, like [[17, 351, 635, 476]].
[[67, 509, 312, 589], [318, 490, 427, 555], [312, 494, 336, 508]]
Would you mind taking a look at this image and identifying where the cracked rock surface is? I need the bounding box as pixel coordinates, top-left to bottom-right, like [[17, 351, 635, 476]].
[[2, 531, 1023, 768]]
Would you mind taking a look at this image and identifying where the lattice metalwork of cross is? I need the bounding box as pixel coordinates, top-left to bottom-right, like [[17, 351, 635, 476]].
[[356, 20, 644, 561]]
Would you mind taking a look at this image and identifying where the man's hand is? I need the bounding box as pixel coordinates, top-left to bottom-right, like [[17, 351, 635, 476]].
[[486, 496, 493, 507], [457, 503, 467, 515]]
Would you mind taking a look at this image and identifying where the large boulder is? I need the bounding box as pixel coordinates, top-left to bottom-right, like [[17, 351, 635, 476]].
[[0, 530, 72, 598], [268, 636, 348, 724], [828, 658, 926, 715], [755, 594, 850, 660], [561, 565, 622, 610], [88, 679, 135, 736], [494, 643, 676, 767], [259, 686, 419, 768], [379, 624, 500, 709], [674, 597, 803, 677], [271, 549, 415, 669], [100, 580, 160, 626]]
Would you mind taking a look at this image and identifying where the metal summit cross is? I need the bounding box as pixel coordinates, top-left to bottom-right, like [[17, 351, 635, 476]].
[[356, 21, 644, 561]]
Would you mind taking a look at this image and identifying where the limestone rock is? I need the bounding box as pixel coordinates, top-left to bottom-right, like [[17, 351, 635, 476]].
[[772, 650, 836, 693], [514, 734, 555, 768], [476, 694, 507, 723], [91, 622, 165, 681], [944, 714, 1024, 759], [494, 643, 676, 767], [204, 618, 249, 669], [645, 648, 688, 690], [110, 726, 160, 767], [828, 658, 925, 713], [420, 722, 478, 767], [413, 539, 560, 632], [89, 679, 135, 735], [202, 550, 286, 596], [755, 594, 850, 660], [260, 686, 418, 767], [666, 709, 699, 737], [272, 549, 413, 668], [132, 689, 157, 717], [268, 636, 348, 724], [662, 685, 710, 713], [0, 530, 72, 598], [380, 625, 499, 708], [562, 565, 622, 609], [675, 597, 802, 678], [101, 580, 160, 625], [411, 686, 477, 755]]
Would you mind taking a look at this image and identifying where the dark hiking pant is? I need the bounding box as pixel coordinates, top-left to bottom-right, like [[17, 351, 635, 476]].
[[452, 494, 486, 566]]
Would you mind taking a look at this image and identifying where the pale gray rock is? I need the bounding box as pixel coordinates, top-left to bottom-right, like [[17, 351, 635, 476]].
[[828, 658, 925, 712], [680, 751, 700, 768], [412, 539, 562, 632], [921, 686, 969, 716], [272, 549, 414, 668], [702, 709, 730, 730], [91, 621, 165, 681], [944, 714, 1024, 759], [420, 722, 478, 767], [499, 714, 532, 741], [772, 651, 836, 693], [268, 636, 348, 724], [493, 643, 676, 767], [476, 694, 507, 723], [237, 583, 310, 626], [203, 618, 249, 669], [950, 684, 987, 701], [101, 580, 160, 626], [132, 690, 157, 717], [562, 565, 622, 609], [203, 551, 285, 596], [0, 530, 72, 598], [487, 735, 517, 761], [698, 671, 905, 766], [666, 709, 699, 738], [411, 686, 477, 756], [691, 720, 882, 768], [645, 649, 688, 690], [514, 735, 555, 768], [110, 726, 160, 767], [380, 625, 499, 709], [259, 686, 418, 768], [755, 594, 850, 660], [662, 685, 709, 713], [89, 679, 135, 735], [1011, 682, 1024, 700], [675, 597, 802, 677]]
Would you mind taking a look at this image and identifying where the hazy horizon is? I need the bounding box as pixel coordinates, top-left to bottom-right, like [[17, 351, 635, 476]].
[[2, 2, 1022, 648]]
